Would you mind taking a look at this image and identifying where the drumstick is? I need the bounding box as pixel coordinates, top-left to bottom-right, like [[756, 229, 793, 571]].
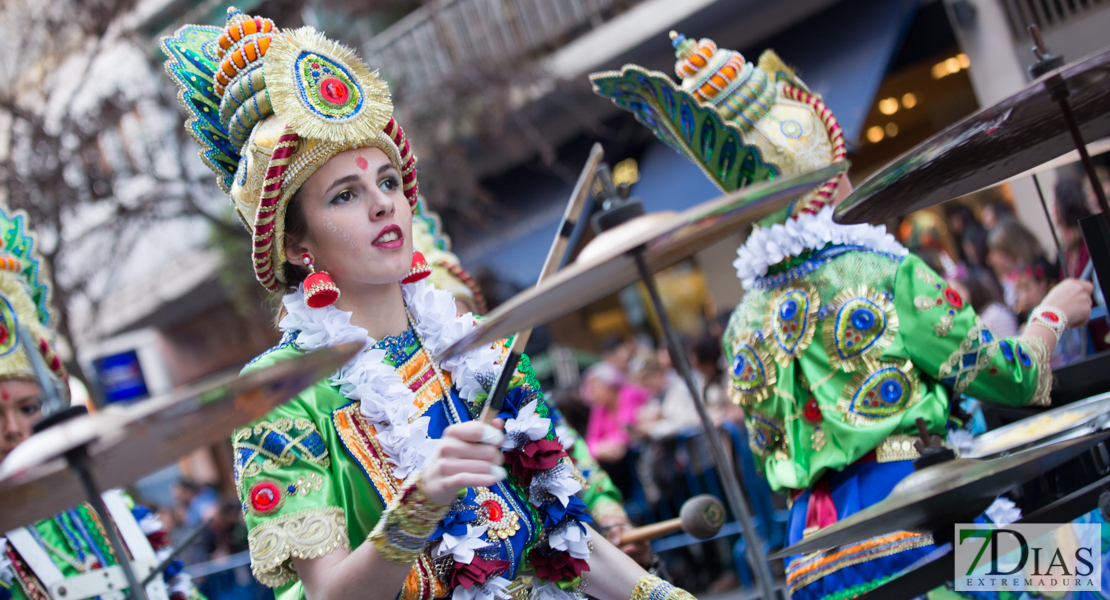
[[617, 495, 726, 545], [477, 143, 604, 424]]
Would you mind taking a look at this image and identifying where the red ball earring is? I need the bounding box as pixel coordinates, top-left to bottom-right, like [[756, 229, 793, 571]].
[[402, 251, 432, 284], [302, 254, 340, 309]]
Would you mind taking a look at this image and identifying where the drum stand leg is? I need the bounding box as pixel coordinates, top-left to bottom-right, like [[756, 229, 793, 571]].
[[65, 444, 148, 600], [632, 250, 780, 600]]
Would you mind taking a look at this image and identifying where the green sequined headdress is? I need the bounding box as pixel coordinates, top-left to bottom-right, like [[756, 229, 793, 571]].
[[0, 206, 67, 384], [590, 32, 847, 223]]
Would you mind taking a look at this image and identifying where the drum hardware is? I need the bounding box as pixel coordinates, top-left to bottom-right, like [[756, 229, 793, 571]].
[[855, 469, 1110, 600], [443, 163, 847, 600], [0, 342, 360, 531], [835, 47, 1110, 226], [768, 431, 1110, 560], [912, 417, 957, 470], [615, 495, 726, 546], [139, 515, 214, 587], [12, 323, 149, 600], [478, 143, 602, 425]]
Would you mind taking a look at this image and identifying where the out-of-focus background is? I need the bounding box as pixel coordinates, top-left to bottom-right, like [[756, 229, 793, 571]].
[[1, 0, 1109, 596]]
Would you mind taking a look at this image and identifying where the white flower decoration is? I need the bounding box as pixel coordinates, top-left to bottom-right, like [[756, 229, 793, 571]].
[[734, 207, 907, 289], [532, 579, 579, 600], [434, 524, 491, 565], [503, 399, 551, 450], [548, 522, 592, 560], [283, 280, 503, 482]]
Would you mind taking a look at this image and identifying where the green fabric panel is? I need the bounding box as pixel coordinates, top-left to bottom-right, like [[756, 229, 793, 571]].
[[724, 251, 1045, 494], [892, 257, 1041, 405], [238, 344, 385, 599]]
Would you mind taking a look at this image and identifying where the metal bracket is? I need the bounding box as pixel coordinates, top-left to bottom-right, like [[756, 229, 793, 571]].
[[50, 560, 167, 600]]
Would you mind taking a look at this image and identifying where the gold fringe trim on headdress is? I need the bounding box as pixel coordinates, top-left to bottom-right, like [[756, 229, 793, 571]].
[[265, 27, 393, 145]]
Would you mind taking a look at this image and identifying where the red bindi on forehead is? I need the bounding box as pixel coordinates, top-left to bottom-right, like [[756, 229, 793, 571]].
[[355, 156, 369, 171], [1, 390, 8, 401]]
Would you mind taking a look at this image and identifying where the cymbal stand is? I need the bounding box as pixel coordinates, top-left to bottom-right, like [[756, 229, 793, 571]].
[[65, 446, 149, 600], [1028, 25, 1110, 313], [630, 250, 778, 600], [584, 166, 777, 599], [17, 324, 148, 600]]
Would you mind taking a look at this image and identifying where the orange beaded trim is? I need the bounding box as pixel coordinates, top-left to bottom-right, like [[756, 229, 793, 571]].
[[693, 53, 746, 103], [0, 255, 22, 273], [214, 36, 272, 98], [676, 39, 717, 79], [217, 16, 275, 58]]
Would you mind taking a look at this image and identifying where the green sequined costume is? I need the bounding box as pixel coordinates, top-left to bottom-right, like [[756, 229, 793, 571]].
[[725, 248, 1050, 494]]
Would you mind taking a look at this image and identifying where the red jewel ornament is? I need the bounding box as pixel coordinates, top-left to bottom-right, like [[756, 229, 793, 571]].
[[1042, 311, 1060, 323], [249, 481, 282, 514], [304, 271, 340, 308], [943, 287, 964, 309], [319, 77, 349, 104], [482, 499, 503, 522], [402, 251, 432, 284], [0, 325, 8, 345], [804, 397, 822, 422]]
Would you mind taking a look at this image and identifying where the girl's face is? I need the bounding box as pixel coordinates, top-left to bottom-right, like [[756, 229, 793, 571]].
[[1015, 272, 1050, 314], [987, 248, 1017, 278], [286, 147, 413, 288], [0, 379, 41, 461]]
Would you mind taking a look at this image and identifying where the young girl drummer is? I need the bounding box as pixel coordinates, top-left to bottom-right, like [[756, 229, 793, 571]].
[[161, 10, 690, 600]]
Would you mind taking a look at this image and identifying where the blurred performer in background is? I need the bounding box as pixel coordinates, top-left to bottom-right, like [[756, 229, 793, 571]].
[[0, 207, 202, 600], [162, 9, 683, 600], [592, 33, 1094, 600]]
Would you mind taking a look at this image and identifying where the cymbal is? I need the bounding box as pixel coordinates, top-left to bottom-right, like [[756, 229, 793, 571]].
[[436, 163, 847, 360], [0, 343, 361, 532], [965, 391, 1110, 458], [835, 48, 1110, 224], [768, 431, 1110, 560]]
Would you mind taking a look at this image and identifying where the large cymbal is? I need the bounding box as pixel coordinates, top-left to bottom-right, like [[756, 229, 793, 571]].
[[835, 48, 1110, 224], [768, 431, 1110, 560], [0, 343, 360, 532], [437, 163, 847, 361]]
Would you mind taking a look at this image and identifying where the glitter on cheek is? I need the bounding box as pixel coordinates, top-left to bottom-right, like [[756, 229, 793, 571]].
[[322, 216, 358, 250]]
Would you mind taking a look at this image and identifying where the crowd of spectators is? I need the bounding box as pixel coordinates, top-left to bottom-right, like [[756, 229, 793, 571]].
[[906, 172, 1106, 367]]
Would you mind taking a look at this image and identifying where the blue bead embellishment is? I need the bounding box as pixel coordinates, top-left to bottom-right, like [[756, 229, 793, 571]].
[[1000, 340, 1013, 362], [880, 380, 903, 402], [1017, 344, 1032, 367], [851, 308, 875, 330], [781, 299, 798, 320], [732, 355, 746, 376]]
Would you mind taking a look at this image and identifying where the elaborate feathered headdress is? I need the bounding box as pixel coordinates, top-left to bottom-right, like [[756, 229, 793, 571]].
[[0, 206, 67, 385], [590, 32, 847, 222], [161, 8, 419, 291]]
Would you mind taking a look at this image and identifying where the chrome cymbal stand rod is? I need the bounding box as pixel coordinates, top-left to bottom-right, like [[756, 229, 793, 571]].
[[66, 445, 148, 600], [631, 250, 779, 600], [1028, 25, 1110, 223], [1031, 173, 1066, 275]]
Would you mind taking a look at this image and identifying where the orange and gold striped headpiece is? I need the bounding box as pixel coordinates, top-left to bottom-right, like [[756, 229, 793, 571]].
[[163, 8, 418, 291]]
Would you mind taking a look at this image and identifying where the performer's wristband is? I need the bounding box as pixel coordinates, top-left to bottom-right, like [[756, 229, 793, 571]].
[[367, 471, 450, 564], [631, 575, 696, 600], [1028, 305, 1068, 341]]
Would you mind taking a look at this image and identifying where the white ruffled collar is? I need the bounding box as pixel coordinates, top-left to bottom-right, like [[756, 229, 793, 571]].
[[280, 281, 589, 600], [733, 207, 907, 289], [280, 281, 503, 480]]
